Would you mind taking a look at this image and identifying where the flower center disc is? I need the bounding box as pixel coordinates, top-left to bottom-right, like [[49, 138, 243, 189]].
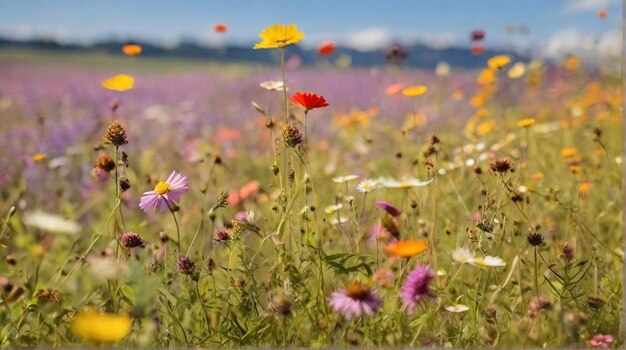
[[345, 282, 370, 301], [154, 181, 170, 195]]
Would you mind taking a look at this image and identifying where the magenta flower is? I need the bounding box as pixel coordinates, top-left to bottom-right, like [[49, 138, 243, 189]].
[[401, 264, 435, 314], [589, 334, 614, 348], [375, 200, 401, 217], [139, 171, 188, 212], [329, 281, 383, 319], [119, 232, 144, 248]]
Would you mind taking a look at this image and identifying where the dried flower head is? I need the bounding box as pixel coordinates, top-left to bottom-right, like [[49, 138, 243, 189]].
[[527, 229, 544, 247], [215, 191, 229, 208], [527, 296, 552, 317], [385, 43, 408, 64], [282, 122, 303, 148], [104, 120, 128, 147], [119, 232, 144, 248], [587, 296, 605, 311], [36, 288, 62, 305], [268, 295, 292, 317], [214, 229, 231, 242], [561, 241, 575, 261], [489, 157, 512, 173], [177, 256, 196, 275], [207, 257, 216, 272], [119, 177, 131, 192], [121, 151, 129, 167], [380, 214, 401, 239], [95, 155, 116, 172], [235, 276, 247, 289]]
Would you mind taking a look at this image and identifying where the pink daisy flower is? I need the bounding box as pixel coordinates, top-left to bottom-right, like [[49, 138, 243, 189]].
[[329, 281, 383, 319], [139, 171, 188, 212], [401, 264, 435, 314]]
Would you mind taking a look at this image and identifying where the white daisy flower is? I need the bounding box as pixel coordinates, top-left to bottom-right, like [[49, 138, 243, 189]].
[[444, 304, 470, 313], [324, 204, 343, 214], [330, 216, 350, 225], [356, 179, 378, 193], [452, 247, 506, 267], [259, 80, 288, 91], [23, 211, 81, 235], [332, 175, 359, 183], [377, 177, 434, 189]]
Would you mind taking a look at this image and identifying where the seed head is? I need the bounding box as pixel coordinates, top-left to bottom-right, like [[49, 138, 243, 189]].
[[527, 229, 544, 247], [282, 122, 303, 148], [560, 241, 575, 261], [489, 157, 512, 173], [207, 257, 216, 272], [430, 134, 440, 145], [36, 289, 62, 305], [104, 120, 128, 147], [121, 151, 129, 167], [235, 276, 247, 289], [95, 155, 116, 172], [159, 230, 168, 243], [214, 229, 231, 242], [119, 177, 131, 192], [380, 214, 401, 239], [177, 256, 196, 275], [120, 232, 144, 248], [527, 296, 552, 318], [586, 296, 605, 311], [268, 295, 292, 317], [215, 191, 229, 208]]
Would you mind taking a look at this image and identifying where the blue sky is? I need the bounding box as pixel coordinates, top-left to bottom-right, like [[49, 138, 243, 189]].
[[0, 0, 620, 55]]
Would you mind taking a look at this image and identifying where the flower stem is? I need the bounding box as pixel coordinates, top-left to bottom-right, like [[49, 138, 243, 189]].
[[165, 199, 182, 257]]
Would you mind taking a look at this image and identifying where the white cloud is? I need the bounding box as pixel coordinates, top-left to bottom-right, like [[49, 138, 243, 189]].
[[0, 24, 72, 43], [197, 31, 228, 47], [543, 27, 621, 58], [302, 28, 461, 51], [342, 27, 392, 51], [597, 28, 622, 57], [544, 28, 595, 57], [405, 32, 461, 49], [565, 0, 616, 13]]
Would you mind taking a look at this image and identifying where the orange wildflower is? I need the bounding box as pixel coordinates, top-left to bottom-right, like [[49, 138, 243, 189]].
[[384, 239, 428, 258]]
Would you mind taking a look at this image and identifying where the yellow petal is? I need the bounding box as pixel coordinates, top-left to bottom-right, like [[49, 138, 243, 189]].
[[101, 74, 134, 92], [517, 118, 536, 128], [487, 55, 511, 70], [402, 85, 428, 97], [507, 62, 526, 79], [71, 311, 132, 343]]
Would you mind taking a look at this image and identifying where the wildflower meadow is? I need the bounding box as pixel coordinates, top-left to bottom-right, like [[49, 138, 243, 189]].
[[0, 4, 623, 348]]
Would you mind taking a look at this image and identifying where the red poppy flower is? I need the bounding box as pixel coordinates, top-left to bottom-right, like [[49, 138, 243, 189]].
[[289, 92, 329, 112], [471, 44, 484, 56], [214, 23, 228, 33], [318, 41, 336, 55], [471, 30, 485, 41]]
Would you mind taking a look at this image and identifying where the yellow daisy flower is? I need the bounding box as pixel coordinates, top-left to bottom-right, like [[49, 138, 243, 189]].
[[401, 85, 428, 97], [71, 311, 132, 343], [253, 23, 304, 49], [517, 118, 536, 128], [101, 74, 134, 92], [487, 55, 511, 70]]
